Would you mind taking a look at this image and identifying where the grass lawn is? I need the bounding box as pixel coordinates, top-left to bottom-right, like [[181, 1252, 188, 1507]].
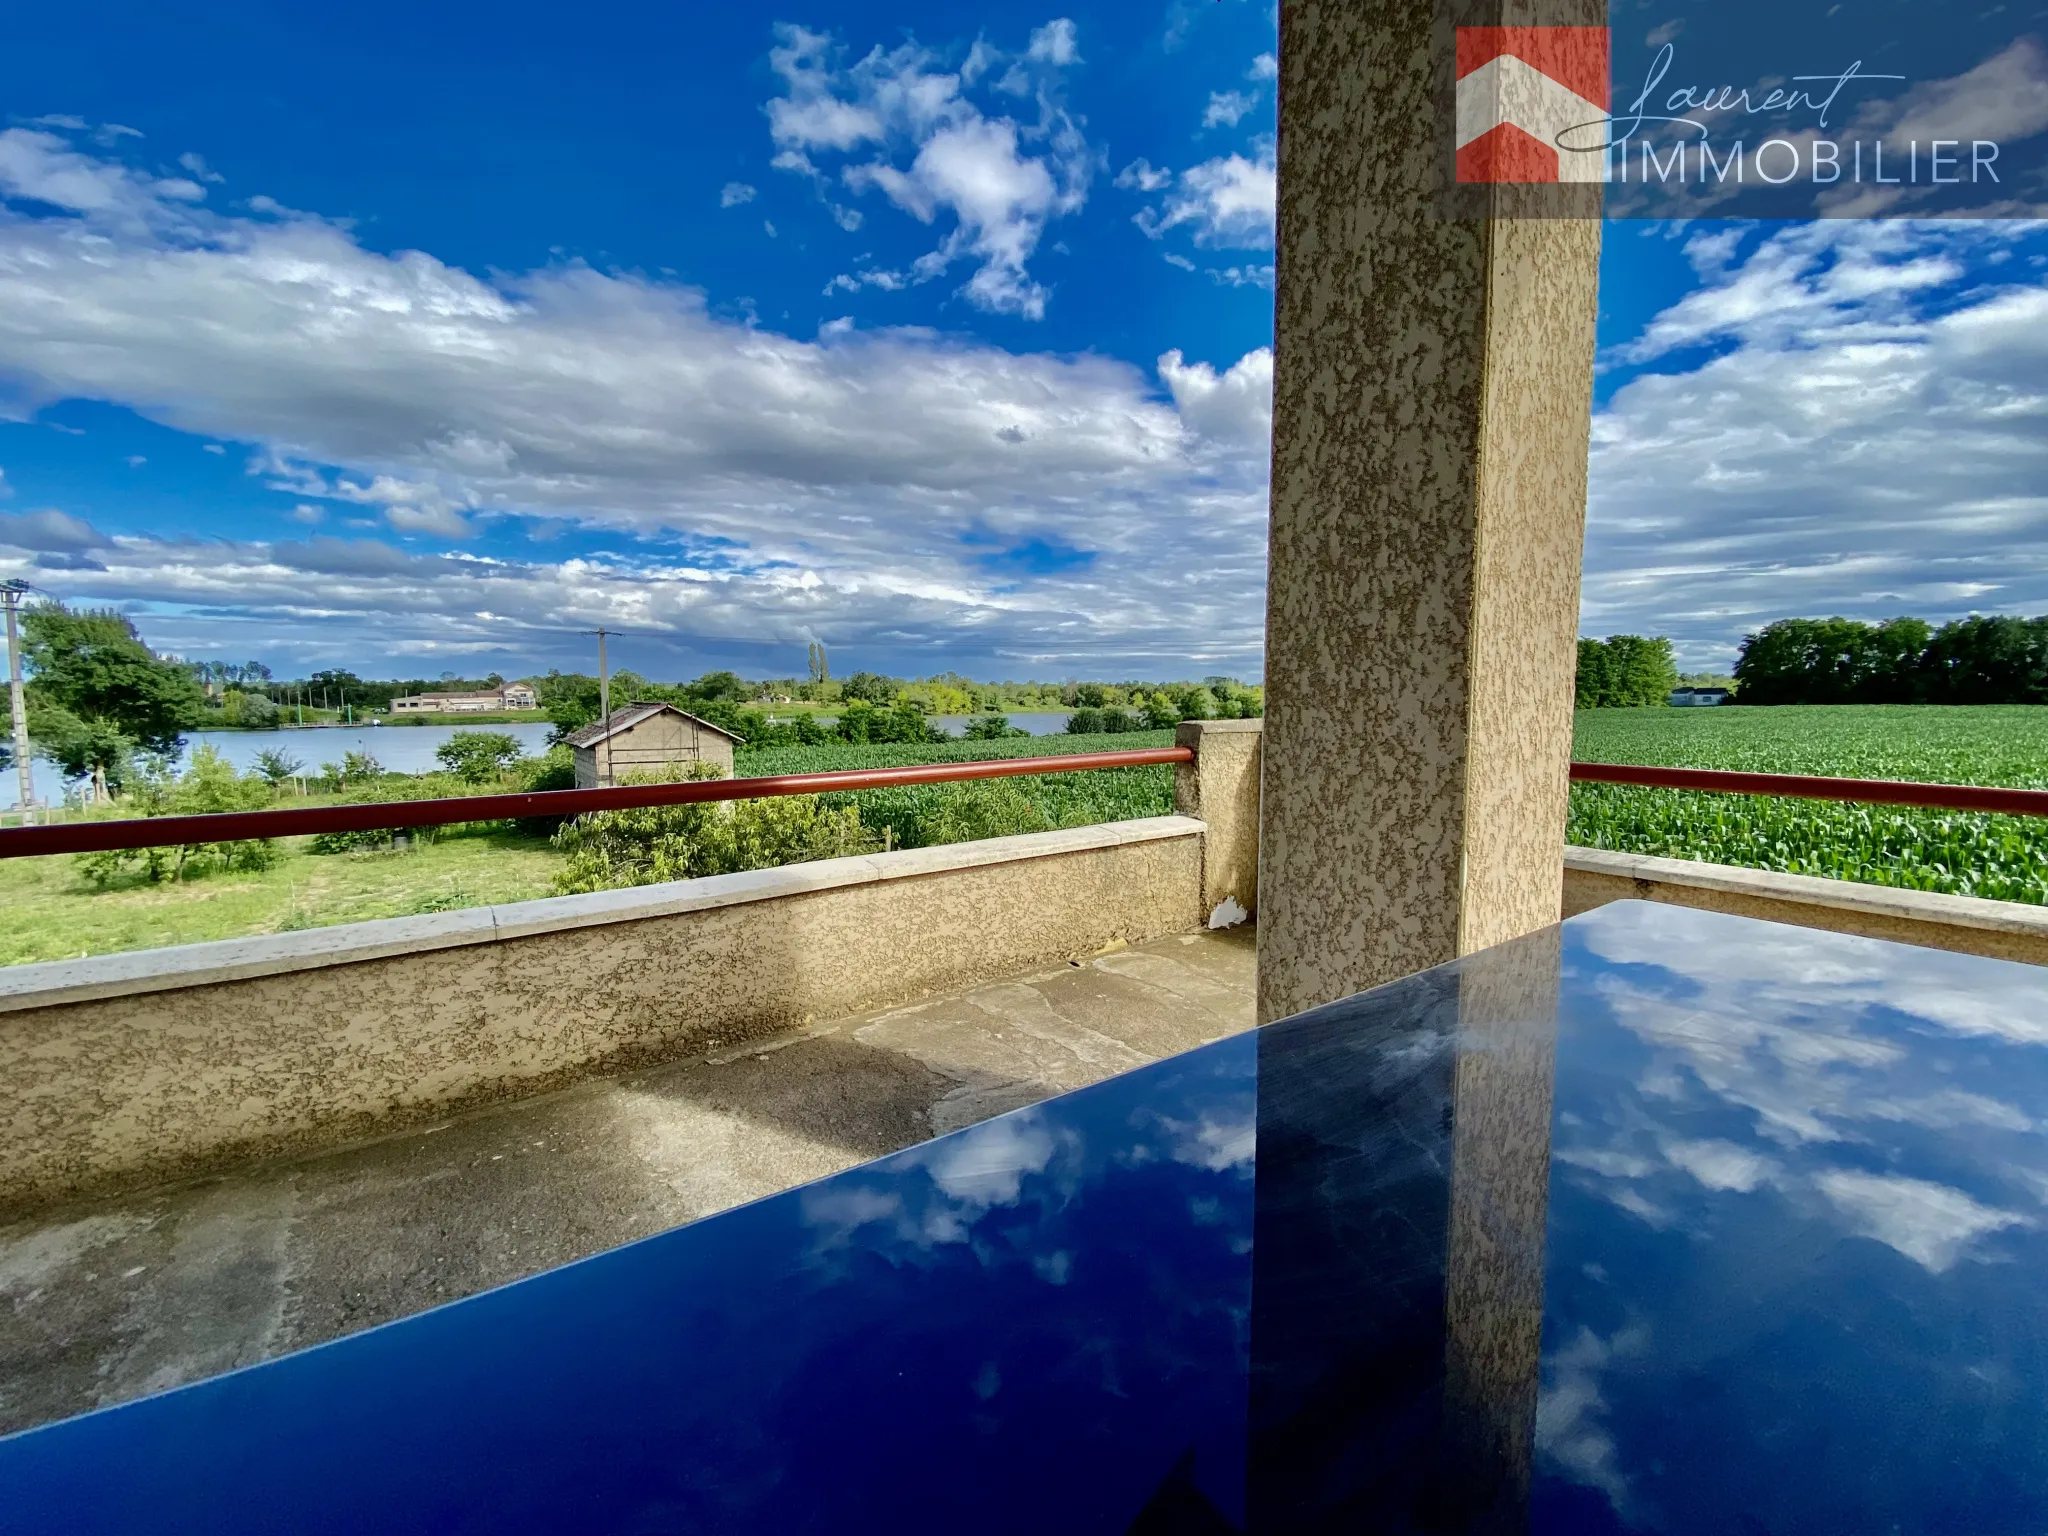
[[1569, 705, 2048, 904], [0, 828, 562, 968]]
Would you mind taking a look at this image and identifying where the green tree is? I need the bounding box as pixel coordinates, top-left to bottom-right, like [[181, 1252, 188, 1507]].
[[1577, 635, 1678, 707], [434, 730, 524, 784], [22, 603, 206, 755], [320, 749, 384, 789], [251, 747, 305, 788], [840, 670, 897, 704], [1919, 616, 2048, 704], [686, 670, 748, 703], [30, 705, 135, 798]]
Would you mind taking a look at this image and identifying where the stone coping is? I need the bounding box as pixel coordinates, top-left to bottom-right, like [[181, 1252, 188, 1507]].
[[1565, 845, 2048, 939], [0, 816, 1207, 1016]]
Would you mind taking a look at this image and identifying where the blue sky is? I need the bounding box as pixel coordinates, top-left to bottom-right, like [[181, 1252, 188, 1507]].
[[0, 2, 2045, 680]]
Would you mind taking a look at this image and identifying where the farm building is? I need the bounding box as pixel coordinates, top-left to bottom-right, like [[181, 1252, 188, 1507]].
[[1668, 687, 1732, 707], [565, 703, 744, 788]]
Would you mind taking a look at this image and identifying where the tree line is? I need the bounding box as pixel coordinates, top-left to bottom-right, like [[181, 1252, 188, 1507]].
[[1732, 616, 2048, 705], [1576, 636, 1680, 708]]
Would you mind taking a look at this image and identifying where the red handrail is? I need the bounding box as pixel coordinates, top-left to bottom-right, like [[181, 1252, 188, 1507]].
[[0, 747, 1195, 860], [1569, 761, 2048, 818], [5, 749, 2041, 861]]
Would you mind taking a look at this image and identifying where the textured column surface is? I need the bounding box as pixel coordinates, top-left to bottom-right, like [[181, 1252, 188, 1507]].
[[1257, 0, 1604, 1023], [1172, 718, 1264, 923]]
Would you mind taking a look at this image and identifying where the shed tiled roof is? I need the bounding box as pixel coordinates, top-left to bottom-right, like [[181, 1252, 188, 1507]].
[[562, 702, 746, 748]]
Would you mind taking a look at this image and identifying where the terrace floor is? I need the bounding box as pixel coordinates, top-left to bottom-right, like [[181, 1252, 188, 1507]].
[[0, 926, 1256, 1438]]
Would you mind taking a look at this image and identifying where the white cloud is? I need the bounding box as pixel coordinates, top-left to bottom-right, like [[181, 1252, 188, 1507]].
[[1586, 222, 2048, 665], [0, 126, 1270, 671], [765, 21, 1091, 319], [1132, 145, 1276, 249], [1025, 19, 1080, 67], [176, 152, 224, 185], [1208, 263, 1273, 289], [385, 504, 471, 539], [1203, 91, 1256, 129], [719, 181, 757, 207], [1815, 1170, 2029, 1273], [1114, 158, 1171, 193], [1159, 347, 1273, 447], [1249, 53, 1278, 81]]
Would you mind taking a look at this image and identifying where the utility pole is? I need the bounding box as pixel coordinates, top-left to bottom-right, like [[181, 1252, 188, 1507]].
[[3, 580, 33, 827], [596, 627, 611, 787]]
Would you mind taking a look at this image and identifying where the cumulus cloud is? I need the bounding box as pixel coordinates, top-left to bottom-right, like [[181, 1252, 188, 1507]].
[[765, 20, 1091, 319], [0, 125, 1270, 672], [1585, 221, 2048, 665], [1159, 347, 1273, 447], [1131, 144, 1276, 248], [719, 181, 757, 207]]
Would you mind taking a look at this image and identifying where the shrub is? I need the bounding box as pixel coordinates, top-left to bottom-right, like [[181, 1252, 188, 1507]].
[[251, 746, 304, 788], [435, 731, 524, 784], [512, 748, 579, 837], [1066, 707, 1104, 734], [74, 746, 278, 888], [905, 778, 1050, 846], [307, 772, 468, 853], [319, 749, 384, 790], [552, 778, 878, 894], [962, 715, 1028, 740]]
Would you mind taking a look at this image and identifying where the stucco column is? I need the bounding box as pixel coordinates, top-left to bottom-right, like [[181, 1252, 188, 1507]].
[[1172, 718, 1263, 925], [1257, 0, 1604, 1022]]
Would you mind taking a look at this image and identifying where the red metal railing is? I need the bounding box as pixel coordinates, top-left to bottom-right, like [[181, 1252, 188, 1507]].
[[0, 747, 1196, 860], [3, 749, 2042, 861], [1568, 761, 2048, 818]]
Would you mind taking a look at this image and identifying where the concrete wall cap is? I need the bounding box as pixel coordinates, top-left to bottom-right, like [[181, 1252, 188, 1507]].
[[0, 816, 1208, 1016], [1177, 718, 1264, 741], [1565, 845, 2048, 938]]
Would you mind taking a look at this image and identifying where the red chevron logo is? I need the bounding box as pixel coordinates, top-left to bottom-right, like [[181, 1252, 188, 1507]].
[[1455, 27, 1610, 184]]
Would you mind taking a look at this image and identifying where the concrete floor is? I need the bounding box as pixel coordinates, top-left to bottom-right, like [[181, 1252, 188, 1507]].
[[0, 927, 1256, 1438]]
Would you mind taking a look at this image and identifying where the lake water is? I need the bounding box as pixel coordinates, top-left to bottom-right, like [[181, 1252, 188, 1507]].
[[8, 712, 1080, 806]]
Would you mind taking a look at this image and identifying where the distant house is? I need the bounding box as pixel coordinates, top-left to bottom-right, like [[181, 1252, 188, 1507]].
[[1668, 687, 1732, 707], [391, 684, 539, 715], [565, 703, 745, 788]]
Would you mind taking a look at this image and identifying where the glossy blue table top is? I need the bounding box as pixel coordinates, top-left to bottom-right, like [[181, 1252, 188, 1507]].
[[7, 900, 2048, 1534]]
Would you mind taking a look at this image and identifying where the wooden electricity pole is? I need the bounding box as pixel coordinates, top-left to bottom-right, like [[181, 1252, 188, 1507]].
[[3, 581, 32, 826]]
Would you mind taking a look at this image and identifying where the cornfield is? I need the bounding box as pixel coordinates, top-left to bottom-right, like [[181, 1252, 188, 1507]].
[[1570, 706, 2048, 905]]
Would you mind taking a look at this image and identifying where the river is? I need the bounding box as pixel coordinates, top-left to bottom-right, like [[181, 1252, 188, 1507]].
[[6, 711, 1081, 807]]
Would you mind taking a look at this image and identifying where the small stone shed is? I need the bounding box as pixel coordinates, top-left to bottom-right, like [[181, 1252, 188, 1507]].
[[566, 703, 745, 788]]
